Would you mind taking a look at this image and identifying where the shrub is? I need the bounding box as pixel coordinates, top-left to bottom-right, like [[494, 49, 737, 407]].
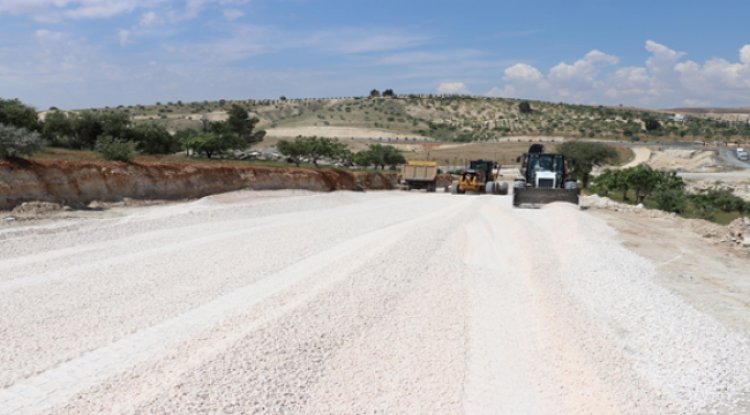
[[127, 123, 180, 154], [652, 187, 687, 213], [0, 123, 45, 158], [0, 98, 40, 131], [558, 141, 618, 188], [95, 135, 136, 162]]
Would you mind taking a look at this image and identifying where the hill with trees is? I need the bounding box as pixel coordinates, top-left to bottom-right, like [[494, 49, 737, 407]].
[[56, 94, 748, 144]]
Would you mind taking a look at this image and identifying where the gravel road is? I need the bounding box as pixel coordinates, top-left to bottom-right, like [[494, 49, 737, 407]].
[[1, 190, 749, 414]]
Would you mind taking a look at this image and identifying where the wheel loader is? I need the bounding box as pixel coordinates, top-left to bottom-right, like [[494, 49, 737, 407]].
[[449, 159, 509, 195], [512, 144, 579, 207]]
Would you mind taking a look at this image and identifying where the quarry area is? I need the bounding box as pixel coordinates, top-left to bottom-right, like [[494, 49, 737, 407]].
[[2, 136, 750, 414], [0, 183, 749, 414]]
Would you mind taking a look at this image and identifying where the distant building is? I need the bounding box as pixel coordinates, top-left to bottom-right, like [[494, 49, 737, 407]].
[[671, 113, 686, 122]]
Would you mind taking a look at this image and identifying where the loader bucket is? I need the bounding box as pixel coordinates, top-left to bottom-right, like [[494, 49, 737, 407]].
[[512, 188, 579, 208]]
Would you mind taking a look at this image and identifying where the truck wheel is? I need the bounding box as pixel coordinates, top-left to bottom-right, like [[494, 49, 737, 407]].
[[498, 182, 509, 195]]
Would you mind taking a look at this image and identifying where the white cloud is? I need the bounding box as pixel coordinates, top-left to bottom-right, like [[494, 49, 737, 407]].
[[307, 29, 429, 55], [548, 50, 618, 90], [437, 82, 470, 95], [491, 41, 750, 107], [139, 10, 159, 26], [0, 0, 148, 21], [504, 63, 544, 83], [161, 25, 270, 63], [223, 8, 243, 20], [0, 0, 248, 21], [118, 29, 132, 46], [741, 45, 750, 65]]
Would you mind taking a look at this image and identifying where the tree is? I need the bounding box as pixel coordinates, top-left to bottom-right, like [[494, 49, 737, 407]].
[[0, 98, 40, 132], [42, 110, 74, 146], [625, 164, 663, 203], [352, 150, 373, 168], [356, 144, 405, 169], [182, 132, 244, 159], [277, 138, 309, 167], [558, 141, 618, 188], [370, 89, 381, 98], [644, 117, 661, 132], [594, 165, 687, 207], [67, 111, 131, 150], [382, 89, 395, 97], [95, 135, 136, 162], [652, 186, 687, 213], [518, 101, 533, 114], [0, 124, 45, 158], [277, 136, 349, 167], [226, 104, 265, 145], [100, 112, 131, 138], [127, 123, 180, 154], [71, 112, 104, 149]]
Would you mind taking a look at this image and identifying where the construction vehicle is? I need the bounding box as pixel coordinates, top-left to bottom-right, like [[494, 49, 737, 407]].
[[449, 159, 509, 195], [513, 144, 579, 207], [400, 160, 439, 192]]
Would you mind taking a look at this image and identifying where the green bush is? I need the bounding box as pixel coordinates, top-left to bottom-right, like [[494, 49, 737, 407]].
[[0, 98, 40, 132], [95, 135, 136, 162], [688, 190, 750, 219], [593, 166, 749, 221], [652, 187, 687, 213], [127, 123, 180, 154], [0, 123, 45, 158]]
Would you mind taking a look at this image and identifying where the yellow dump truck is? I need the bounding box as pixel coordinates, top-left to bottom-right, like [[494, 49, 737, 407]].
[[400, 160, 438, 192]]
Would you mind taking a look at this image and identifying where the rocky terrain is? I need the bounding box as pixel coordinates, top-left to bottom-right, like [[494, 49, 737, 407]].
[[0, 158, 398, 211]]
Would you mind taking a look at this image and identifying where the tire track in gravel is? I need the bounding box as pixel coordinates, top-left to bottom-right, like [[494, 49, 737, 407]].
[[510, 203, 750, 414], [462, 201, 622, 414], [63, 195, 476, 415], [0, 192, 454, 387], [3, 192, 750, 414], [0, 193, 475, 415]]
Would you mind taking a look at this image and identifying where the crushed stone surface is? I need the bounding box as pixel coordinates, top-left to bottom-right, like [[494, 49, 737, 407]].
[[1, 190, 749, 414]]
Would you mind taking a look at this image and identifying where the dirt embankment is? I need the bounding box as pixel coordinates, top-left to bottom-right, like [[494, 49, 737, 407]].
[[0, 159, 398, 210]]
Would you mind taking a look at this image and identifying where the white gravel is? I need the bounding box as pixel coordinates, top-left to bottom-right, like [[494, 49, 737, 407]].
[[0, 190, 749, 414]]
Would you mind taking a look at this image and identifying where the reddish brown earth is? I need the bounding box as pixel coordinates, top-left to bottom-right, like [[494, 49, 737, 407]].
[[0, 158, 400, 210]]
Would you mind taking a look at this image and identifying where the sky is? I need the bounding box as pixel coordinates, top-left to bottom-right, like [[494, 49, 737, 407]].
[[1, 0, 749, 110]]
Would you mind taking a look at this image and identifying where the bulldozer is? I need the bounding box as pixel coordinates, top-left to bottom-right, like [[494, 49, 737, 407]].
[[513, 144, 579, 207], [449, 159, 509, 195]]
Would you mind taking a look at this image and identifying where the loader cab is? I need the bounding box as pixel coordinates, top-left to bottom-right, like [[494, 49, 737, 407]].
[[468, 160, 494, 178], [521, 153, 568, 189]]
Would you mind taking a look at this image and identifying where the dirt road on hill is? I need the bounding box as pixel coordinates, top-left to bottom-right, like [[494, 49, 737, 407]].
[[1, 190, 749, 414]]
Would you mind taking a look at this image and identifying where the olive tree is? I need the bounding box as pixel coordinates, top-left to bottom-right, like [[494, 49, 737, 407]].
[[0, 98, 40, 132], [355, 144, 405, 170], [558, 141, 618, 188], [277, 136, 350, 167], [0, 123, 45, 158]]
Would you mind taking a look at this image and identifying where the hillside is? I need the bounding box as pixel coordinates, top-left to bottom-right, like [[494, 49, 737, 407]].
[[82, 95, 750, 144]]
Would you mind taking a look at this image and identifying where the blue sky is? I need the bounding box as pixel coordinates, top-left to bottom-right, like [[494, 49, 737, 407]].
[[1, 0, 749, 110]]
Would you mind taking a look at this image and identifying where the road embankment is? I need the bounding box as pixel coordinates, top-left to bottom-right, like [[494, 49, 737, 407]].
[[0, 159, 399, 210]]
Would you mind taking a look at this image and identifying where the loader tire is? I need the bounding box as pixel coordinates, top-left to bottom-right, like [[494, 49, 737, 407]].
[[450, 182, 459, 194], [485, 181, 496, 195]]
